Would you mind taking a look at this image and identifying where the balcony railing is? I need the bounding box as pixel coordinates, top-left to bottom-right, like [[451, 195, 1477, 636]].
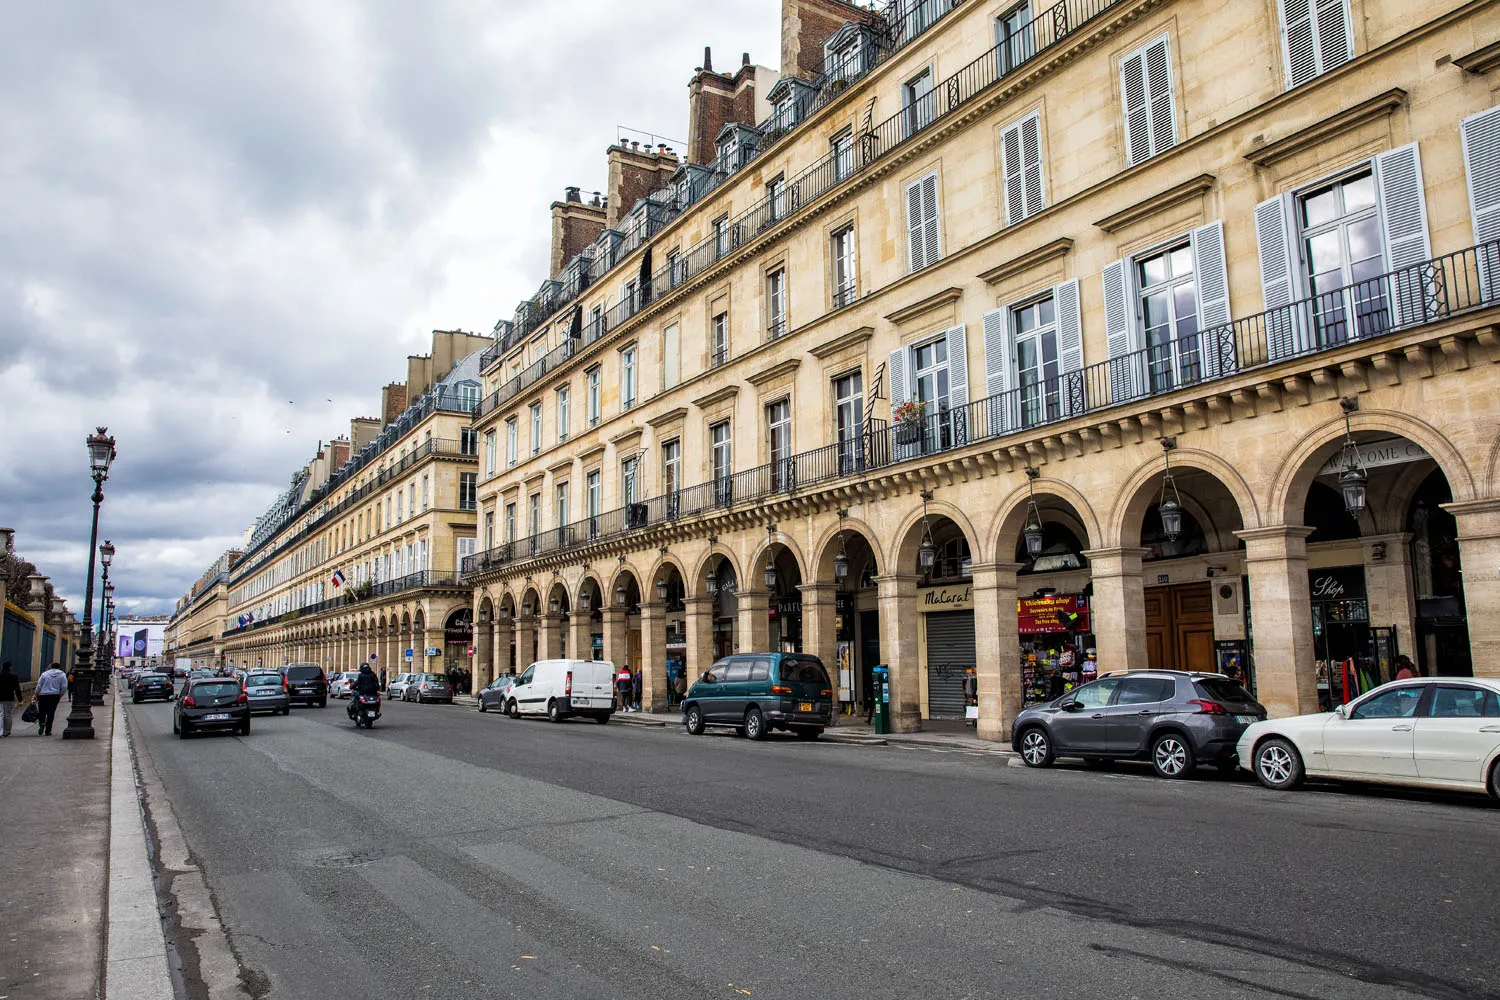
[[464, 241, 1499, 580], [221, 571, 468, 638]]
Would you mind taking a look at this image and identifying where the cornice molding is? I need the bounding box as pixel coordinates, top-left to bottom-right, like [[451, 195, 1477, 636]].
[[746, 358, 802, 387], [808, 326, 874, 359], [978, 238, 1075, 285], [1243, 89, 1406, 168], [1093, 175, 1215, 233], [691, 385, 741, 410], [884, 286, 963, 325], [646, 407, 688, 429], [1454, 39, 1500, 75]]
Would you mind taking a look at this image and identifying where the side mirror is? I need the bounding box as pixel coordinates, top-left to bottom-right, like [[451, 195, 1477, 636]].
[[1060, 701, 1083, 712], [1334, 703, 1348, 719]]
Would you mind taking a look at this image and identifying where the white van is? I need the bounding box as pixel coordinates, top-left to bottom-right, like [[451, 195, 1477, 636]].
[[506, 659, 616, 723]]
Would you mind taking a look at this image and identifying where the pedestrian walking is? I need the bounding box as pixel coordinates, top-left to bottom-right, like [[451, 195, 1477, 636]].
[[33, 662, 69, 736], [1394, 655, 1418, 680], [674, 670, 687, 708], [378, 665, 388, 691], [630, 666, 642, 712], [616, 666, 632, 712], [0, 662, 21, 737]]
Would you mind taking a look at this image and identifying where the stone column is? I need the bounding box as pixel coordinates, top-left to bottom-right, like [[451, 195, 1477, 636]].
[[1083, 547, 1149, 675], [972, 561, 1024, 743], [475, 620, 493, 691], [27, 576, 47, 679], [1445, 498, 1500, 679], [638, 601, 667, 711], [875, 573, 922, 732], [514, 616, 536, 669], [494, 619, 514, 676], [683, 597, 715, 681], [539, 613, 564, 660], [1362, 533, 1418, 656], [568, 613, 592, 663], [1236, 526, 1319, 718], [737, 590, 771, 653], [799, 583, 839, 672], [423, 630, 442, 674], [601, 606, 629, 669]]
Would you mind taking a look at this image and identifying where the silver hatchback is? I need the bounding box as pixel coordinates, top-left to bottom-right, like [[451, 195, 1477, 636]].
[[1011, 671, 1266, 778]]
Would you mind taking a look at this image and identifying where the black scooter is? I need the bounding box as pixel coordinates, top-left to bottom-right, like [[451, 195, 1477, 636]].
[[348, 691, 381, 729]]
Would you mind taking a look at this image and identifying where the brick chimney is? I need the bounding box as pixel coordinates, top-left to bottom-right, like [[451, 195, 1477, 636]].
[[686, 48, 770, 168], [781, 0, 878, 81], [605, 144, 679, 229], [380, 382, 408, 426], [551, 186, 607, 277]]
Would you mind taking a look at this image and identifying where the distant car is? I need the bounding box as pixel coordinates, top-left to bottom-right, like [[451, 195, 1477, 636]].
[[477, 674, 520, 713], [279, 663, 328, 707], [130, 672, 175, 704], [330, 671, 362, 699], [173, 677, 250, 738], [387, 673, 415, 700], [243, 671, 291, 716], [404, 673, 453, 704], [681, 653, 833, 741], [1012, 671, 1266, 778], [1239, 677, 1500, 801]]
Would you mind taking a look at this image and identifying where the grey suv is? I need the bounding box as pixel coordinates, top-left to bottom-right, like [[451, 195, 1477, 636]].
[[1011, 671, 1266, 778]]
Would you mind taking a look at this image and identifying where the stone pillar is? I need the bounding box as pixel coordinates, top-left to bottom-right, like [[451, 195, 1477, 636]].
[[475, 620, 493, 691], [737, 590, 771, 653], [875, 573, 922, 732], [423, 630, 442, 674], [494, 619, 514, 676], [1237, 526, 1319, 718], [539, 613, 564, 660], [514, 616, 537, 669], [601, 606, 629, 669], [568, 612, 591, 662], [1084, 547, 1149, 675], [28, 577, 48, 679], [683, 597, 715, 682], [638, 601, 667, 711], [972, 561, 1024, 743], [1362, 533, 1418, 656], [1446, 498, 1500, 679], [799, 583, 838, 671]]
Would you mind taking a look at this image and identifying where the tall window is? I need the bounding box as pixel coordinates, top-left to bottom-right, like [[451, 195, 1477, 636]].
[[832, 227, 857, 307], [397, 490, 403, 522], [504, 502, 516, 543], [711, 420, 733, 504], [555, 482, 569, 527], [586, 471, 602, 537], [457, 383, 480, 411], [505, 418, 518, 467], [1001, 112, 1044, 225], [711, 312, 729, 367], [662, 438, 682, 516], [766, 268, 787, 340], [556, 385, 570, 441], [995, 4, 1035, 76], [484, 430, 496, 475], [905, 172, 941, 272], [1135, 243, 1201, 393], [667, 248, 683, 288], [1299, 169, 1387, 344], [831, 129, 853, 182], [529, 402, 542, 455], [834, 371, 864, 473], [621, 456, 639, 505], [586, 368, 601, 426], [903, 68, 933, 137], [409, 483, 415, 517], [1120, 35, 1177, 167], [484, 510, 495, 550], [767, 176, 786, 222], [912, 337, 951, 451], [528, 493, 541, 543], [459, 473, 477, 511], [421, 474, 429, 512], [461, 427, 477, 456], [662, 323, 681, 389], [767, 399, 792, 489], [1280, 0, 1352, 90], [713, 215, 729, 259], [621, 346, 637, 409], [1013, 296, 1063, 425]]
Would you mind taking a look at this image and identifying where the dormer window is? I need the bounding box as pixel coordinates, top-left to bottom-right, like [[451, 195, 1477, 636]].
[[774, 94, 795, 130], [718, 133, 739, 174]]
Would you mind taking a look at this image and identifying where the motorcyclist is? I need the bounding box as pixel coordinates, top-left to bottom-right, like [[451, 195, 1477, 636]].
[[348, 663, 380, 719]]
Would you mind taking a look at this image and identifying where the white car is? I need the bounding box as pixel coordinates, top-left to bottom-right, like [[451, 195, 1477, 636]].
[[330, 671, 361, 699], [505, 659, 615, 723], [387, 673, 415, 700], [1238, 677, 1500, 800]]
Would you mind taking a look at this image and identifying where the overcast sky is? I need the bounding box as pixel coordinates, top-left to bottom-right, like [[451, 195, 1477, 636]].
[[0, 0, 780, 617]]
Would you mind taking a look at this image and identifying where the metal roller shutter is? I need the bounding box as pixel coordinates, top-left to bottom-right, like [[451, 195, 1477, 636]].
[[925, 610, 974, 719]]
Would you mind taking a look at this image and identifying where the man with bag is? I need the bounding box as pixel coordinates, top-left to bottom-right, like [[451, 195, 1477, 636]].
[[33, 662, 69, 736], [0, 662, 21, 737]]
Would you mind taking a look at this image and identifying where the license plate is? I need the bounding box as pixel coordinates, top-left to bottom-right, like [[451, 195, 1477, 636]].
[[1235, 714, 1258, 724], [365, 711, 376, 718], [799, 702, 813, 713], [205, 713, 230, 721]]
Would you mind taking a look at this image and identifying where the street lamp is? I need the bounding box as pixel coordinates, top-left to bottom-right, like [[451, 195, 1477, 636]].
[[1022, 467, 1045, 560], [1337, 397, 1368, 517], [763, 563, 777, 590], [64, 426, 116, 740], [655, 579, 668, 601], [92, 540, 116, 702], [833, 509, 850, 584], [917, 490, 936, 572], [1157, 438, 1184, 542]]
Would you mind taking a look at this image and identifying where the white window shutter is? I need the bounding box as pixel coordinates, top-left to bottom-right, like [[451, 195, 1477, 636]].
[[1280, 0, 1316, 88], [906, 180, 924, 273], [981, 307, 1014, 435], [1461, 103, 1500, 299], [1255, 193, 1305, 360], [1103, 259, 1140, 401], [887, 347, 908, 412], [921, 173, 941, 268], [1313, 0, 1353, 76], [1021, 113, 1044, 217], [1374, 142, 1433, 326], [1145, 37, 1177, 158], [1120, 50, 1150, 166], [945, 324, 969, 412], [1191, 221, 1232, 378], [1002, 121, 1024, 226], [1053, 278, 1083, 416]]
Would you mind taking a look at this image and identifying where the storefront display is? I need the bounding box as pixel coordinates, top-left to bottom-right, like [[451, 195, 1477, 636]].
[[1018, 594, 1094, 707]]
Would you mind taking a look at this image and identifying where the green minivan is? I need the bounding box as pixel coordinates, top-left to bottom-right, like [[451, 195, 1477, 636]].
[[681, 652, 834, 741]]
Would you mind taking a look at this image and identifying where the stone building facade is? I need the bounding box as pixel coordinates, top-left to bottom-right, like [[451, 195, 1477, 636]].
[[460, 0, 1500, 741]]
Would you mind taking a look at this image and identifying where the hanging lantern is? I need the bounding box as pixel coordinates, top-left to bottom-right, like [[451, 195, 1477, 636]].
[[764, 564, 777, 589], [579, 592, 590, 611], [656, 579, 668, 601], [1338, 398, 1367, 516], [918, 535, 936, 571], [833, 550, 849, 581], [614, 586, 627, 605], [549, 597, 560, 613], [1022, 468, 1045, 559], [1158, 440, 1184, 542], [706, 572, 718, 596]]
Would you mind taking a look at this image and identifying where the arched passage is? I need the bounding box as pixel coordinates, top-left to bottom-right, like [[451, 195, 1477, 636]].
[[746, 534, 808, 656], [811, 518, 882, 719], [646, 556, 689, 710], [604, 569, 642, 696]]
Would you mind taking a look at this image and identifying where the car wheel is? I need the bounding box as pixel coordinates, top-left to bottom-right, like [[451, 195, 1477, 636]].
[[179, 721, 191, 739], [1151, 732, 1195, 778], [131, 694, 140, 703], [684, 706, 705, 736], [318, 698, 327, 708], [595, 712, 611, 724], [240, 718, 251, 737], [743, 708, 766, 741], [172, 715, 179, 735], [547, 700, 562, 723], [507, 699, 519, 719], [1253, 736, 1305, 791], [795, 727, 820, 741], [1488, 759, 1500, 803], [1019, 726, 1053, 768], [477, 698, 487, 713]]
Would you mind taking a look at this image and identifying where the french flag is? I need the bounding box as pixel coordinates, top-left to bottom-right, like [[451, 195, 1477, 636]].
[[332, 568, 346, 590]]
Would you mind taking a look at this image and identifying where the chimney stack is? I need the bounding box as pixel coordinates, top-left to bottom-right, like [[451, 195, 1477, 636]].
[[686, 50, 769, 167], [780, 0, 878, 81], [605, 143, 679, 229], [551, 187, 607, 276]]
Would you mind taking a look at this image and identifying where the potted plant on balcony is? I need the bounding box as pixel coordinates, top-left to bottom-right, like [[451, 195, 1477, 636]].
[[892, 398, 927, 446]]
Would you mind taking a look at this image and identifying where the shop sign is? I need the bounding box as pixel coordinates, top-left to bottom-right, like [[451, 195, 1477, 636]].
[[919, 584, 973, 612], [1308, 566, 1367, 601], [424, 646, 440, 656], [770, 599, 802, 620], [1017, 594, 1090, 634], [1315, 437, 1429, 477]]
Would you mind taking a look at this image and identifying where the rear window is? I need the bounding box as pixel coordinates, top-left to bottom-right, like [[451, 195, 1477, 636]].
[[778, 657, 830, 686], [419, 674, 445, 683], [286, 666, 323, 681], [246, 675, 281, 688], [1193, 678, 1254, 704], [192, 682, 240, 698]]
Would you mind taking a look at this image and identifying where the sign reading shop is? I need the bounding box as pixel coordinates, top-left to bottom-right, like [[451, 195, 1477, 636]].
[[1308, 566, 1367, 601]]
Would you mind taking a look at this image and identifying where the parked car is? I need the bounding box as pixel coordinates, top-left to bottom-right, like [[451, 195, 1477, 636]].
[[1239, 677, 1500, 800], [387, 673, 415, 700], [243, 671, 291, 716], [279, 663, 328, 707], [504, 660, 613, 722], [189, 669, 216, 680], [330, 671, 362, 699], [1012, 670, 1266, 778], [130, 671, 175, 704], [681, 653, 834, 741], [477, 674, 520, 713], [173, 677, 251, 738], [404, 673, 454, 705]]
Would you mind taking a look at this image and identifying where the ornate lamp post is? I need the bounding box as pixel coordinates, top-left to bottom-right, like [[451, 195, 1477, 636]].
[[63, 427, 116, 740], [92, 540, 115, 702]]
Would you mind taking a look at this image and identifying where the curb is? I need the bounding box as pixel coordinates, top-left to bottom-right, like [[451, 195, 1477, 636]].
[[612, 713, 668, 727], [105, 698, 175, 999]]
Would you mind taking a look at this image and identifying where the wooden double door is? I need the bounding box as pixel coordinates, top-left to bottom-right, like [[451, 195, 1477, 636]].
[[1145, 582, 1216, 673]]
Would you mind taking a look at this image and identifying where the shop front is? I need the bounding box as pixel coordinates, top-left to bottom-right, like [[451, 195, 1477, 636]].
[[918, 583, 975, 720], [443, 608, 473, 673], [1018, 594, 1095, 707], [1309, 566, 1398, 709]]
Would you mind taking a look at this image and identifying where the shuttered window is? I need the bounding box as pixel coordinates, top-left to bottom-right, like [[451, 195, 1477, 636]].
[[1461, 104, 1500, 300], [1279, 0, 1353, 90], [1001, 111, 1044, 225], [905, 171, 941, 272], [1120, 34, 1176, 167]]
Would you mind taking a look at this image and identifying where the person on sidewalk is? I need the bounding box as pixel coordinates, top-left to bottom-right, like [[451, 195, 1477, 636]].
[[674, 670, 687, 709], [630, 665, 642, 712], [0, 662, 21, 737], [616, 666, 632, 712], [34, 662, 69, 736]]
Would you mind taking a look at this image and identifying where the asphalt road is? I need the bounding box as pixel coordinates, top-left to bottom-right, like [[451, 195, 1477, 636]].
[[126, 697, 1499, 1000]]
